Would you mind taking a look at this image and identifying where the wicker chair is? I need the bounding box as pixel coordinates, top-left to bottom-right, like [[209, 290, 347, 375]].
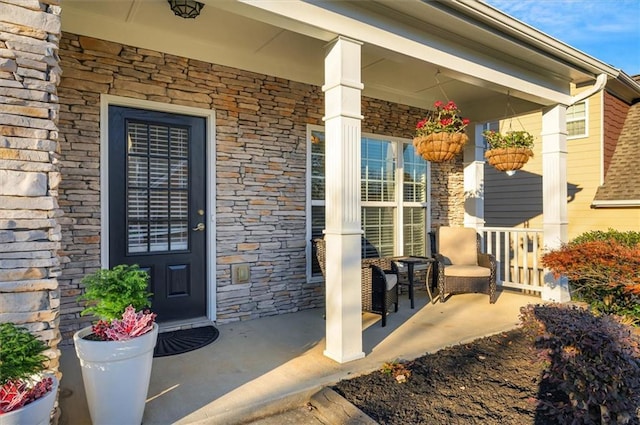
[[434, 227, 497, 303], [313, 238, 399, 327]]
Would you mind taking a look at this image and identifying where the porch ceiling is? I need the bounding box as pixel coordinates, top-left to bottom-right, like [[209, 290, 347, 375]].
[[60, 0, 605, 122]]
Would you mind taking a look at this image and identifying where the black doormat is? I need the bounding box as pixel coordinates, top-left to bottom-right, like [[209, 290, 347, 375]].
[[153, 325, 219, 357]]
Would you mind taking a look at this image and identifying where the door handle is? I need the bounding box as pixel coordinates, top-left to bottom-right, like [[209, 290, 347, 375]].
[[192, 222, 205, 232]]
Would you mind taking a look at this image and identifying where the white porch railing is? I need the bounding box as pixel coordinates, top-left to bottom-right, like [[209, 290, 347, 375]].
[[478, 227, 544, 294]]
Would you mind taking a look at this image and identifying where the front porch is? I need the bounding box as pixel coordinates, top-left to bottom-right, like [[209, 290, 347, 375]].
[[58, 289, 540, 425]]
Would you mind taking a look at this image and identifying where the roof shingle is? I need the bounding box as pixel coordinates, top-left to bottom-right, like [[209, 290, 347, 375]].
[[593, 101, 640, 203]]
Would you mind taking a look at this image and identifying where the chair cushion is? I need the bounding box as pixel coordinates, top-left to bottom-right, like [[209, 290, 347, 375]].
[[437, 227, 478, 266], [443, 265, 491, 278], [384, 273, 398, 290]]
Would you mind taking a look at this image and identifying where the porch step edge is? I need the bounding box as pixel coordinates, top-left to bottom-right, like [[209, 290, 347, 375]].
[[185, 385, 323, 425]]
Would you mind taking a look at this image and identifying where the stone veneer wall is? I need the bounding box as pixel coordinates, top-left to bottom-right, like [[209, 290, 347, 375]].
[[56, 33, 464, 343], [0, 0, 63, 380]]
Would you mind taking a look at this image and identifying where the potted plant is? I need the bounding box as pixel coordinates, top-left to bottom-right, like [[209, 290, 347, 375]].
[[413, 100, 471, 162], [483, 130, 535, 172], [0, 323, 58, 425], [73, 264, 157, 425]]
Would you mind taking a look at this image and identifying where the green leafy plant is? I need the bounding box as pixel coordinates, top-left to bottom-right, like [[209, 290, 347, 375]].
[[0, 323, 54, 414], [415, 100, 470, 136], [79, 264, 152, 322], [482, 130, 534, 149], [78, 264, 156, 341], [520, 304, 640, 424]]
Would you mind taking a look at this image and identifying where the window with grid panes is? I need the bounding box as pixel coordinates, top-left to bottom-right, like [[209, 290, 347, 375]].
[[126, 121, 189, 254], [402, 145, 428, 256], [567, 101, 587, 138], [308, 127, 429, 277]]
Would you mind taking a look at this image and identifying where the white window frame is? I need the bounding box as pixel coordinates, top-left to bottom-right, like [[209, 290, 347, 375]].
[[305, 124, 431, 281], [567, 100, 588, 139]]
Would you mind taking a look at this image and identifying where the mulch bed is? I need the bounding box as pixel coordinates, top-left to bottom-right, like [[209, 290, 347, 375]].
[[333, 328, 566, 425]]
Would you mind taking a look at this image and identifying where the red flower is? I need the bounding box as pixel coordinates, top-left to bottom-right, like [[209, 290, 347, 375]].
[[415, 99, 468, 136]]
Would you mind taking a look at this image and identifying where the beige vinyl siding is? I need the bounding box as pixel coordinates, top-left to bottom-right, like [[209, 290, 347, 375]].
[[483, 90, 639, 241], [578, 206, 640, 236], [565, 91, 639, 237]]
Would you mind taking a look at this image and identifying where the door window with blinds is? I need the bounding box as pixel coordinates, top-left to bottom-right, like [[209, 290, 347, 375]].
[[308, 127, 429, 277], [127, 121, 190, 253]]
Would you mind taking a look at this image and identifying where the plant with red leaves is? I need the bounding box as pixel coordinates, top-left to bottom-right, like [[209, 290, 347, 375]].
[[520, 304, 640, 424], [542, 236, 640, 322], [103, 306, 156, 341], [0, 377, 53, 414]]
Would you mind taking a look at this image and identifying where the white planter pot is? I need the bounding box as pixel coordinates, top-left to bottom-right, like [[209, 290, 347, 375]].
[[0, 375, 58, 425], [73, 323, 158, 425]]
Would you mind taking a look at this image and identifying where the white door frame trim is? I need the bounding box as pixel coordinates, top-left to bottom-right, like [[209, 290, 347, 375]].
[[99, 94, 218, 321]]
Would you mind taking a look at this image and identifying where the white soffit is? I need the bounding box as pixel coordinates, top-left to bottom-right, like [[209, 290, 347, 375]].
[[236, 0, 576, 105], [61, 0, 326, 87], [59, 0, 613, 111]]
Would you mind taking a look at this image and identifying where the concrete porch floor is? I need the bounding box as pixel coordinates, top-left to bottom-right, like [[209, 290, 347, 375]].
[[58, 289, 541, 425]]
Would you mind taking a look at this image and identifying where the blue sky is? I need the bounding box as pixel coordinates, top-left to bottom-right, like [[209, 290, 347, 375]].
[[485, 0, 640, 76]]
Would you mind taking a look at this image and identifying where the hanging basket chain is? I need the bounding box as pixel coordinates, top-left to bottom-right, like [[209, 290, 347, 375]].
[[412, 70, 470, 163], [484, 90, 534, 173], [504, 91, 528, 133], [434, 70, 450, 102]]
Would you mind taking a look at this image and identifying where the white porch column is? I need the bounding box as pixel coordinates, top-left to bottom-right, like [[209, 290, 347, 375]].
[[463, 124, 486, 229], [541, 104, 571, 302], [322, 36, 365, 363]]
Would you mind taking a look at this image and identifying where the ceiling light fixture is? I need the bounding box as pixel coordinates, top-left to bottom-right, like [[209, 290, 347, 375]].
[[168, 0, 204, 19]]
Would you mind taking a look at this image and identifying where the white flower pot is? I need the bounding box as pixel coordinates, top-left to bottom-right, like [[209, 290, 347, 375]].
[[0, 375, 58, 425], [73, 323, 158, 425]]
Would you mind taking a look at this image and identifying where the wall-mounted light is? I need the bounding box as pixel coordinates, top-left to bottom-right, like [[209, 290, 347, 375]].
[[168, 0, 204, 19]]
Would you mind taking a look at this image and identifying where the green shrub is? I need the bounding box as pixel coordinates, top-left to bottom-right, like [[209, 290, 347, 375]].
[[571, 228, 640, 247], [520, 304, 640, 424], [78, 264, 152, 322]]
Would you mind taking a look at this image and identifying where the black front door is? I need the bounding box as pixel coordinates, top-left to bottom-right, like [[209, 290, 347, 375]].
[[108, 106, 207, 322]]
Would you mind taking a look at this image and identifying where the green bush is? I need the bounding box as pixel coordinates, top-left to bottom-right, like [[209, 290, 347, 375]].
[[571, 228, 640, 247], [520, 304, 640, 424]]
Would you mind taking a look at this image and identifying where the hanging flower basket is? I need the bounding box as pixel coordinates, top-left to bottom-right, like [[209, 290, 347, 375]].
[[482, 130, 534, 172], [413, 100, 470, 163], [485, 147, 533, 171], [413, 132, 469, 162]]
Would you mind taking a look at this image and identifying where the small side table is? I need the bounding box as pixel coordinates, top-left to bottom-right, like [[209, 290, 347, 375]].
[[394, 257, 435, 308]]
